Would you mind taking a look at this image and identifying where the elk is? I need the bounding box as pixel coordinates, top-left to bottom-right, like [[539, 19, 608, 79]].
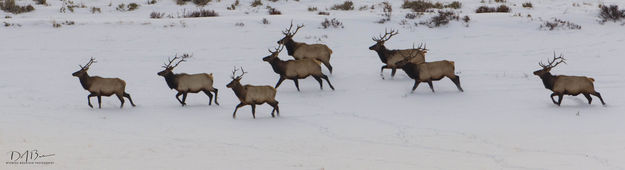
[[396, 51, 463, 93], [263, 45, 335, 91], [226, 67, 280, 119], [277, 22, 334, 73], [533, 53, 605, 106], [369, 29, 427, 79], [72, 58, 136, 108], [157, 54, 219, 106]]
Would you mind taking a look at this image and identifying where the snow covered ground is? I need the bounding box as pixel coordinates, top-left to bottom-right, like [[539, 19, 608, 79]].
[[1, 0, 625, 169]]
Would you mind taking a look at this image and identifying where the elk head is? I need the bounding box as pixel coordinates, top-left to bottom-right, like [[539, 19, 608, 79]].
[[369, 29, 398, 51], [262, 45, 285, 61], [157, 54, 191, 76], [533, 52, 566, 76], [72, 57, 96, 77], [277, 22, 304, 45], [226, 67, 247, 88]]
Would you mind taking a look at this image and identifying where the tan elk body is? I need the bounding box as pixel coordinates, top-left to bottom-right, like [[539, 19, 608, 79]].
[[397, 51, 463, 93], [369, 29, 427, 79], [533, 53, 605, 106], [158, 54, 219, 106], [263, 45, 335, 91], [278, 22, 334, 73], [227, 68, 280, 119], [72, 58, 136, 108]]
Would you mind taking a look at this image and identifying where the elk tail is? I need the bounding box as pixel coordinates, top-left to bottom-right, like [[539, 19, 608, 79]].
[[208, 73, 214, 79], [588, 77, 595, 82], [312, 59, 322, 65]]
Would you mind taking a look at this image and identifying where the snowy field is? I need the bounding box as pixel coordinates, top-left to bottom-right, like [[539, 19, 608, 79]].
[[2, 0, 625, 169]]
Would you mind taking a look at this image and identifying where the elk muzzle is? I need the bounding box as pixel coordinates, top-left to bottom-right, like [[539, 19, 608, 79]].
[[157, 70, 169, 76], [72, 70, 84, 77]]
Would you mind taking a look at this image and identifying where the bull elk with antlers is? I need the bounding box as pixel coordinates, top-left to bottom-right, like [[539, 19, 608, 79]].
[[226, 67, 280, 119], [277, 22, 334, 73], [157, 54, 219, 106], [397, 50, 463, 93], [263, 45, 335, 91], [369, 29, 427, 79], [72, 58, 136, 108], [533, 53, 605, 106]]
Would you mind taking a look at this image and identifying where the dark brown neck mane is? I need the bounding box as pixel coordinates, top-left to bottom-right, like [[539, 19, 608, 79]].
[[538, 72, 556, 90], [373, 45, 394, 63], [266, 57, 288, 75], [78, 73, 92, 90], [230, 82, 247, 101], [284, 38, 299, 56], [162, 71, 178, 89]]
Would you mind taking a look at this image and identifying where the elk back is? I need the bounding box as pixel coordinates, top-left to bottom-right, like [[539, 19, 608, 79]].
[[244, 85, 277, 104], [89, 77, 126, 96], [285, 59, 322, 78], [175, 73, 214, 92], [417, 60, 455, 81], [293, 44, 332, 60], [553, 76, 596, 95]]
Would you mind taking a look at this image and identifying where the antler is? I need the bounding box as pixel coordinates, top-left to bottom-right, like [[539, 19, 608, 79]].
[[79, 57, 97, 69], [268, 45, 285, 54], [415, 43, 428, 51], [231, 67, 248, 79], [372, 29, 399, 42], [539, 52, 567, 69], [282, 21, 304, 36], [162, 54, 191, 69]]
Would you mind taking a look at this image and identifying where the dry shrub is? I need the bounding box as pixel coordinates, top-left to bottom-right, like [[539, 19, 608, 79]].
[[184, 9, 218, 17], [321, 18, 344, 29], [599, 5, 625, 23], [331, 1, 354, 10], [540, 18, 581, 30], [0, 0, 35, 14]]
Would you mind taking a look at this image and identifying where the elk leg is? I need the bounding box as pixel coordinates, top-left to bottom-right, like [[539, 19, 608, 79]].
[[322, 75, 335, 90], [203, 90, 213, 105], [175, 92, 184, 105], [251, 104, 256, 119], [427, 81, 435, 93], [293, 79, 301, 91], [116, 93, 125, 108], [268, 101, 279, 117], [97, 95, 102, 109], [313, 76, 323, 90], [450, 76, 464, 92], [411, 80, 421, 93], [275, 77, 286, 89], [583, 93, 592, 104], [124, 92, 136, 107], [391, 68, 397, 78], [322, 61, 333, 74], [212, 88, 219, 105], [380, 65, 389, 79], [181, 92, 188, 106], [549, 93, 558, 104], [592, 92, 606, 105], [232, 103, 245, 119], [87, 94, 96, 108], [557, 94, 564, 106]]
